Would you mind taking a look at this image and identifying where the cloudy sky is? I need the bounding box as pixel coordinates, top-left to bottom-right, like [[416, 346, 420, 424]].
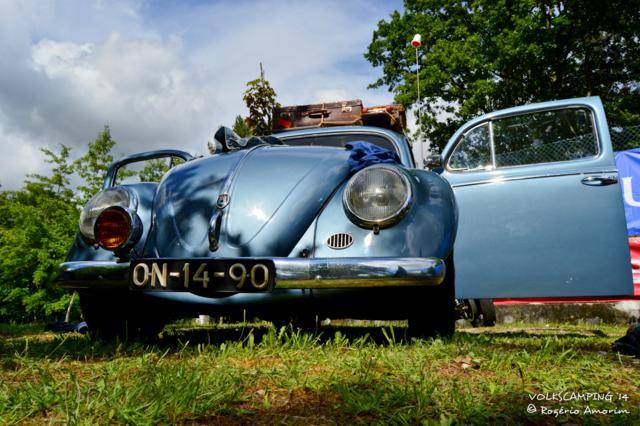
[[0, 0, 411, 189]]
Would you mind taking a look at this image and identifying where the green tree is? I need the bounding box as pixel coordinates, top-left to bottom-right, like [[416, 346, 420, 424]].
[[232, 115, 253, 137], [137, 158, 173, 183], [243, 64, 280, 135], [0, 125, 156, 322], [74, 126, 116, 202], [366, 0, 640, 152], [0, 145, 78, 322], [27, 145, 74, 199]]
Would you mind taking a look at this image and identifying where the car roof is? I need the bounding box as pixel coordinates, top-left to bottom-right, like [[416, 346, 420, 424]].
[[273, 126, 414, 167]]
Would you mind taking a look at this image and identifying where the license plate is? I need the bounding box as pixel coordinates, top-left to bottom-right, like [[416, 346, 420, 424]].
[[129, 259, 275, 293]]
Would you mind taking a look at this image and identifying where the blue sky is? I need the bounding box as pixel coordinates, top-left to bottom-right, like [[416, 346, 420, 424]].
[[0, 0, 407, 188]]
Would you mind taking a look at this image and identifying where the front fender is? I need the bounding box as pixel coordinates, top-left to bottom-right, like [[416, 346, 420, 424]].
[[65, 183, 158, 262], [310, 168, 457, 260]]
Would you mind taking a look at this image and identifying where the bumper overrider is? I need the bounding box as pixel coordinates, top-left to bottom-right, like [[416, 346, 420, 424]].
[[55, 257, 445, 290]]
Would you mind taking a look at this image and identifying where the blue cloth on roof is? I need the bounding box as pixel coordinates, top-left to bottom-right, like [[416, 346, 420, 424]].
[[345, 141, 401, 173]]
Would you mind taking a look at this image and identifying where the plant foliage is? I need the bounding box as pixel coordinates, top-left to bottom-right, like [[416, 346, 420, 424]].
[[242, 64, 280, 136], [365, 0, 640, 152], [0, 147, 78, 322], [0, 126, 170, 322]]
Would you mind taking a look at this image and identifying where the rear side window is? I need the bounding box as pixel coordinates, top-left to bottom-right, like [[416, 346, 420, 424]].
[[493, 108, 598, 167], [283, 134, 397, 153], [448, 123, 492, 171]]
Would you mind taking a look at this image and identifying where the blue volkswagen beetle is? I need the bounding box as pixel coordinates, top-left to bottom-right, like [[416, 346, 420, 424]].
[[55, 96, 633, 339]]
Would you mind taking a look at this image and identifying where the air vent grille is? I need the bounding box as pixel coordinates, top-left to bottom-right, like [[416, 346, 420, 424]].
[[326, 233, 353, 250]]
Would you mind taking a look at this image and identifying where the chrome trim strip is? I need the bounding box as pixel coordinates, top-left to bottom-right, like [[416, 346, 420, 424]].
[[274, 257, 444, 288], [451, 169, 619, 188], [208, 144, 266, 251], [488, 120, 496, 168], [55, 257, 445, 290], [56, 261, 130, 289]]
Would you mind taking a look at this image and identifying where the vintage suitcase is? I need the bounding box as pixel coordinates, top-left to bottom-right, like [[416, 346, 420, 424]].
[[273, 100, 363, 131], [361, 104, 407, 133]]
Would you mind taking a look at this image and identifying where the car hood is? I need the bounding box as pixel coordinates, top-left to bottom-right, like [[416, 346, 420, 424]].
[[148, 145, 352, 258]]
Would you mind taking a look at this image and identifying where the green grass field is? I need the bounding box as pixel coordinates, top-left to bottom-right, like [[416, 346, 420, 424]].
[[0, 322, 638, 424]]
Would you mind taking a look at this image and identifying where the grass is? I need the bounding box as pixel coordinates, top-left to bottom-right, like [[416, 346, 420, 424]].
[[0, 321, 639, 424]]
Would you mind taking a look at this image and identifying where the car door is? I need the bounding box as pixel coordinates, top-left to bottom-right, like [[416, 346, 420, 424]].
[[440, 96, 633, 298]]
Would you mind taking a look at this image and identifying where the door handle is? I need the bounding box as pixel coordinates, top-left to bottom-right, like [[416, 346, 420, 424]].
[[581, 174, 618, 186]]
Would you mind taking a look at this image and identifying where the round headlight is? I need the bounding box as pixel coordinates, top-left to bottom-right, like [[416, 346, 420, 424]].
[[79, 188, 132, 242], [94, 207, 133, 250], [343, 165, 412, 227]]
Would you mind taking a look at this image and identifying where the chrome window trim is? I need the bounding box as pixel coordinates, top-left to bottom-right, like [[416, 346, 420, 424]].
[[445, 105, 602, 173], [446, 122, 494, 172], [489, 120, 497, 167], [104, 149, 193, 189]]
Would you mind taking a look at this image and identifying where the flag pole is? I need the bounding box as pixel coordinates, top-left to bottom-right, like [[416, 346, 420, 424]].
[[411, 34, 423, 167]]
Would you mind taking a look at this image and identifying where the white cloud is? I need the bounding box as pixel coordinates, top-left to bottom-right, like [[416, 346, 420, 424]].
[[0, 126, 44, 189], [0, 0, 403, 189], [27, 34, 212, 149], [31, 40, 95, 79]]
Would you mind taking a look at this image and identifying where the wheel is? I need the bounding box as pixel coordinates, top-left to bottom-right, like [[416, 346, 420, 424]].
[[408, 255, 456, 339], [80, 292, 168, 341], [457, 299, 478, 322], [475, 299, 496, 327]]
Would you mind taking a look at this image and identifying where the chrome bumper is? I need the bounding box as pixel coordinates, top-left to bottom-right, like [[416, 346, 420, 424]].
[[55, 257, 445, 290]]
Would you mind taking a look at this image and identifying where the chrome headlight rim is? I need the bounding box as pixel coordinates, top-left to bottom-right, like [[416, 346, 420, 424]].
[[78, 187, 139, 244], [342, 164, 413, 228]]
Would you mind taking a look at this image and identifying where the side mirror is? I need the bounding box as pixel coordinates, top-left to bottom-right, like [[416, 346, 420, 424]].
[[424, 154, 443, 170]]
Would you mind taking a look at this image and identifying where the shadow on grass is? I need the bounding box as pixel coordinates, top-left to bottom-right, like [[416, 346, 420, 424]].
[[163, 379, 544, 426], [0, 322, 616, 363]]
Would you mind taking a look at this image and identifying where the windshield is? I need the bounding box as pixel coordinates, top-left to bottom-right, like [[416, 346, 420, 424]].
[[282, 134, 398, 154]]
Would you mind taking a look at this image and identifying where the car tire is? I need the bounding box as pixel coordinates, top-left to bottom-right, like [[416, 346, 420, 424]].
[[407, 255, 456, 339], [80, 292, 167, 341]]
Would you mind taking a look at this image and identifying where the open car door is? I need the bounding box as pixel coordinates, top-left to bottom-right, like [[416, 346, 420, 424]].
[[441, 97, 633, 299]]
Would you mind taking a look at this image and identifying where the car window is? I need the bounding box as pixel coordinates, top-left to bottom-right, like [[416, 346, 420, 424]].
[[115, 157, 185, 185], [493, 107, 598, 167], [283, 134, 398, 153], [448, 123, 492, 171]]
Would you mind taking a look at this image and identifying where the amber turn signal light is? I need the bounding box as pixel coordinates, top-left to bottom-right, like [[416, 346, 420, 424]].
[[94, 207, 132, 250]]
